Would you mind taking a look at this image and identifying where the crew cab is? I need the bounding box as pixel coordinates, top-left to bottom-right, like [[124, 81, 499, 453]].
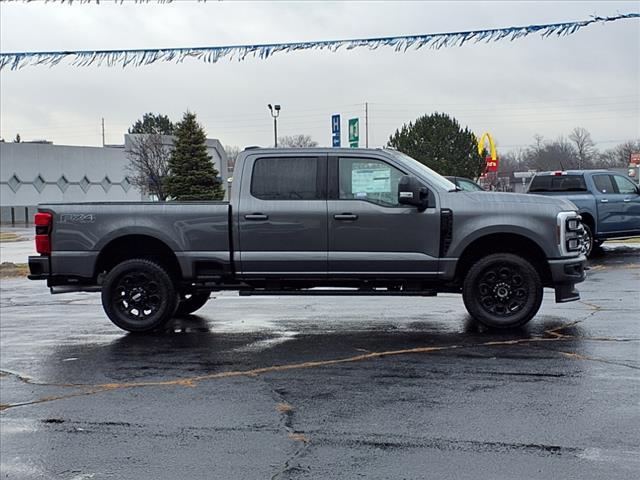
[[528, 170, 640, 256], [29, 148, 587, 332]]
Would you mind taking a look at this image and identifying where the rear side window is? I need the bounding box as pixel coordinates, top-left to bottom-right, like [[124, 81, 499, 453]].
[[612, 175, 638, 194], [592, 175, 615, 194], [251, 157, 321, 200], [528, 175, 587, 192]]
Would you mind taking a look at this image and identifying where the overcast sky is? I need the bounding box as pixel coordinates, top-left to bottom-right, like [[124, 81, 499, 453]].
[[0, 0, 638, 154]]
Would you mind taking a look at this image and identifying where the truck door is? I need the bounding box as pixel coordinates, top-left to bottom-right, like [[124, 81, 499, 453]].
[[592, 173, 626, 234], [327, 155, 440, 277], [611, 174, 640, 233], [237, 154, 327, 275]]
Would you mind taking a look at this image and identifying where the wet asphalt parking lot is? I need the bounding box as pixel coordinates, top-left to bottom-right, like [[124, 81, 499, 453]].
[[1, 246, 639, 479]]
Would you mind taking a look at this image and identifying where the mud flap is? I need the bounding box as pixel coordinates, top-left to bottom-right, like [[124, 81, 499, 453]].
[[555, 284, 580, 303]]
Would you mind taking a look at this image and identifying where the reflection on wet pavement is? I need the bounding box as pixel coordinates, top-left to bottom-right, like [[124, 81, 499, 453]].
[[0, 245, 638, 479]]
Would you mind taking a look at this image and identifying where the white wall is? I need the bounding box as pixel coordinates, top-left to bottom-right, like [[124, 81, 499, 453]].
[[0, 142, 142, 207], [0, 135, 229, 223]]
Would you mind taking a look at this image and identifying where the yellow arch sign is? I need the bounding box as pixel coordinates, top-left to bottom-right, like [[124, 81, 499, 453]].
[[477, 132, 497, 161]]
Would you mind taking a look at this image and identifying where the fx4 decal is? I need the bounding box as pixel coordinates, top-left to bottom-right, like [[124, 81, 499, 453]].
[[59, 213, 95, 224]]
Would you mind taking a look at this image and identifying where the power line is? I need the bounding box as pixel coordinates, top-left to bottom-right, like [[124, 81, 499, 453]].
[[368, 94, 639, 109]]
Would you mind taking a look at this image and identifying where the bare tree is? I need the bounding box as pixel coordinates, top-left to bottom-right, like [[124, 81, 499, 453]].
[[524, 136, 578, 171], [497, 149, 525, 176], [597, 139, 640, 168], [532, 134, 544, 155], [568, 127, 595, 169], [125, 134, 172, 201], [278, 134, 318, 148]]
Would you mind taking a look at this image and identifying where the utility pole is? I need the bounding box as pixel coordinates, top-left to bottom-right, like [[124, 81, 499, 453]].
[[365, 102, 369, 148], [268, 104, 281, 148], [101, 117, 105, 147], [274, 116, 278, 147]]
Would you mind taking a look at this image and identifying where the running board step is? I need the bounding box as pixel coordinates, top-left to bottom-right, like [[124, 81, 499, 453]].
[[239, 289, 437, 297]]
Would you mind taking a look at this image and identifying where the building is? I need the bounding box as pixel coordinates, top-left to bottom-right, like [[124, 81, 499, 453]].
[[0, 135, 229, 224]]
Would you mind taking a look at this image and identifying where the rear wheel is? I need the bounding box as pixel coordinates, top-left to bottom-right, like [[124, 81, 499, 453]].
[[175, 292, 211, 316], [101, 259, 178, 332], [462, 253, 543, 329]]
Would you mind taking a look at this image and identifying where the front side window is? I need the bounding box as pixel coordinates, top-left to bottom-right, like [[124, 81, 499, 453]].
[[338, 157, 404, 207], [251, 157, 320, 200], [613, 175, 638, 195], [592, 175, 615, 194]]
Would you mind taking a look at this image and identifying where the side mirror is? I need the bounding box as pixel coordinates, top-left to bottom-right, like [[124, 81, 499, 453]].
[[398, 175, 430, 211]]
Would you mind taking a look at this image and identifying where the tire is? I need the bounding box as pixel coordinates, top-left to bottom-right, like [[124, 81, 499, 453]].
[[462, 253, 543, 329], [101, 258, 178, 332], [175, 292, 211, 316], [581, 223, 595, 258]]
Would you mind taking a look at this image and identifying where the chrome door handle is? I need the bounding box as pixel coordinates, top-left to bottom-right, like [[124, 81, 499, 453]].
[[600, 199, 608, 203], [624, 198, 631, 202], [244, 213, 268, 220], [333, 213, 358, 221]]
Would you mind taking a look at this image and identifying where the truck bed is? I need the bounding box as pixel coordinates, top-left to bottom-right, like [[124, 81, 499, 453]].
[[38, 201, 232, 282]]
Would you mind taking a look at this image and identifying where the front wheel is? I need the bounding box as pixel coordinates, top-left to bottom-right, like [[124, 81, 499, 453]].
[[462, 253, 543, 329], [101, 259, 178, 332], [581, 223, 595, 258]]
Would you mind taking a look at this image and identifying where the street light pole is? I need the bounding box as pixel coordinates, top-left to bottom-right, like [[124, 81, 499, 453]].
[[268, 104, 281, 148]]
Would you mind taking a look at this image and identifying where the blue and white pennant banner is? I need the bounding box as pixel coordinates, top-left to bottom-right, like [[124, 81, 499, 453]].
[[0, 13, 637, 70]]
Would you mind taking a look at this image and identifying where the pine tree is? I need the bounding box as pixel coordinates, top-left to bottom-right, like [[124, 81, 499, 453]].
[[388, 113, 485, 179], [165, 112, 225, 201]]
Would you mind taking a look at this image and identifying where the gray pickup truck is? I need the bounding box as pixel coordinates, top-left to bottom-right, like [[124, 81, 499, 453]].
[[29, 148, 586, 332], [528, 170, 640, 256]]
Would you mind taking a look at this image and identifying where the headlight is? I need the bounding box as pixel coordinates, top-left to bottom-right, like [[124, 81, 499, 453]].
[[567, 219, 580, 231], [557, 212, 583, 256], [567, 238, 580, 250]]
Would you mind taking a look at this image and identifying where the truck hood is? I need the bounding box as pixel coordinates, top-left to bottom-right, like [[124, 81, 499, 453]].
[[458, 191, 577, 211]]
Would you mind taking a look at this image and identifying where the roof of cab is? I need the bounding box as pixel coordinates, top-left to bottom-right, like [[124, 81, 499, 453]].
[[242, 147, 389, 154], [534, 169, 609, 176]]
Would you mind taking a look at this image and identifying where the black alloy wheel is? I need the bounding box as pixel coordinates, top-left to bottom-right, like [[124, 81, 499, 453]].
[[101, 259, 178, 332], [581, 223, 595, 258], [462, 253, 543, 329]]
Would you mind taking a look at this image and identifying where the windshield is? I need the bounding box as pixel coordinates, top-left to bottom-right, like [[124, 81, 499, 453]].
[[385, 150, 457, 191], [457, 178, 484, 192]]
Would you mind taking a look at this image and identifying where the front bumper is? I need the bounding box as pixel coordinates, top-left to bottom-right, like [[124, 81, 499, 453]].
[[28, 255, 50, 280], [548, 255, 587, 303]]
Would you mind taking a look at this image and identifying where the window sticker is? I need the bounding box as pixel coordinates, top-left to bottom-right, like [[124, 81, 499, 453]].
[[351, 167, 391, 194]]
